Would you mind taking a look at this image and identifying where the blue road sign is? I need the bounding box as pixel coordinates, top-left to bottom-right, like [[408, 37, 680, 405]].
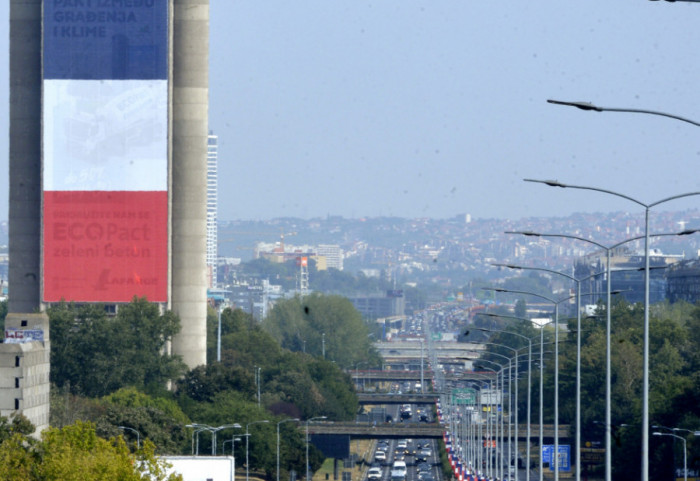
[[542, 445, 571, 472]]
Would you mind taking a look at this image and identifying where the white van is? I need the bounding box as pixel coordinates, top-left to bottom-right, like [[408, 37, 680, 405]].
[[392, 460, 407, 477]]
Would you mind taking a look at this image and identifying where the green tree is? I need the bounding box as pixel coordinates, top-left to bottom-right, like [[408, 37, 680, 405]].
[[263, 293, 380, 368], [0, 421, 182, 481], [49, 298, 187, 397], [0, 414, 34, 445]]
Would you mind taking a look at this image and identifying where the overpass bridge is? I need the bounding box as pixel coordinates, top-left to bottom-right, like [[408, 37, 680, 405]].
[[307, 422, 569, 441], [357, 393, 438, 405], [375, 341, 485, 361], [350, 369, 497, 383]]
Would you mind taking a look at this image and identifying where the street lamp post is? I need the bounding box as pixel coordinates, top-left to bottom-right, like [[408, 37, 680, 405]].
[[354, 361, 368, 392], [466, 340, 519, 481], [471, 323, 533, 481], [652, 432, 687, 481], [223, 436, 242, 453], [118, 426, 141, 450], [305, 416, 327, 481], [186, 423, 242, 456], [524, 177, 700, 481], [277, 418, 300, 481], [224, 437, 243, 481], [246, 420, 270, 481], [649, 0, 700, 4], [492, 262, 610, 481], [484, 287, 571, 481], [478, 312, 554, 481], [420, 339, 425, 393], [506, 229, 698, 481], [474, 362, 506, 479]]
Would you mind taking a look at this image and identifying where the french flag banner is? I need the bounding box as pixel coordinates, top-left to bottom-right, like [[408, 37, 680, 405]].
[[42, 1, 169, 303]]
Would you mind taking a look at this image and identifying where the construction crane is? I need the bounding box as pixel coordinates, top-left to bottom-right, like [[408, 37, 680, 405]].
[[277, 229, 297, 253]]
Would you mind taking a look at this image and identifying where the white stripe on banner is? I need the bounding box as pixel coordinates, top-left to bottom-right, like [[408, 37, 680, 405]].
[[43, 79, 167, 191]]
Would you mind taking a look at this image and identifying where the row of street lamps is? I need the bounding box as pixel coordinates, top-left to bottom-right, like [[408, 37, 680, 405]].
[[181, 417, 326, 481], [472, 97, 700, 481]]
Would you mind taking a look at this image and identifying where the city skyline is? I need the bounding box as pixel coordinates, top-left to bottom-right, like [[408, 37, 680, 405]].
[[2, 2, 700, 221]]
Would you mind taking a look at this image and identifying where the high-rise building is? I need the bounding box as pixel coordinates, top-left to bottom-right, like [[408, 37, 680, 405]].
[[316, 244, 344, 271], [8, 0, 210, 402], [206, 132, 218, 288]]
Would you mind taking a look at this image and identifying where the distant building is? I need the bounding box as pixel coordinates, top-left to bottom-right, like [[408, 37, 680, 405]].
[[315, 244, 344, 271], [230, 280, 283, 321], [666, 257, 700, 304], [207, 132, 219, 287], [0, 313, 50, 436], [575, 248, 684, 304], [349, 291, 405, 319]]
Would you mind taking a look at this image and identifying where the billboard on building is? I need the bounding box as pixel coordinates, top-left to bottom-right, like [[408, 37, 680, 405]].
[[42, 1, 169, 302]]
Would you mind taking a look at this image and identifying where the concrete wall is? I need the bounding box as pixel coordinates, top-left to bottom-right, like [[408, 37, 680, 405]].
[[171, 0, 210, 369], [9, 0, 42, 313]]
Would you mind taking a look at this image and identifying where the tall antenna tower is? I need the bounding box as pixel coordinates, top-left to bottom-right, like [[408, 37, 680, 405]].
[[298, 256, 309, 296]]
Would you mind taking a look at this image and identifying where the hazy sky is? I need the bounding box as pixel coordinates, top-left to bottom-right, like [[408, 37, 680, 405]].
[[3, 1, 700, 221]]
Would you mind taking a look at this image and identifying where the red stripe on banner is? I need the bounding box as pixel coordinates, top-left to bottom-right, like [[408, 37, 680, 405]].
[[43, 191, 168, 302]]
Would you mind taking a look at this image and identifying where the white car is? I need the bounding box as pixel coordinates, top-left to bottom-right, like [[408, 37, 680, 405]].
[[368, 467, 382, 480], [375, 451, 387, 462]]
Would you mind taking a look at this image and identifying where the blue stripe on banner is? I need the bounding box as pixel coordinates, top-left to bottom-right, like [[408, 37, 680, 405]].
[[43, 0, 168, 80]]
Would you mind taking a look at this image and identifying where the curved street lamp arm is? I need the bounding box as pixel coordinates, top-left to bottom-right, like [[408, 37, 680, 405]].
[[547, 99, 700, 128], [524, 178, 647, 208], [525, 178, 700, 211], [506, 230, 698, 252], [482, 286, 574, 306]]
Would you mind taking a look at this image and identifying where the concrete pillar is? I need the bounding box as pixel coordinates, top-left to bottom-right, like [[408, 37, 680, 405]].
[[171, 0, 210, 368], [9, 0, 42, 314]]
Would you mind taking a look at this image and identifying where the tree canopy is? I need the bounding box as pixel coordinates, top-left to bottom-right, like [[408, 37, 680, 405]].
[[49, 297, 187, 397], [475, 298, 700, 479], [0, 420, 182, 481], [262, 293, 381, 369]]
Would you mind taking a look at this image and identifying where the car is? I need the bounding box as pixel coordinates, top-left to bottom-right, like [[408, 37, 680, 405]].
[[375, 451, 387, 462], [368, 467, 382, 480], [416, 448, 432, 462], [392, 460, 407, 476], [397, 440, 408, 450]]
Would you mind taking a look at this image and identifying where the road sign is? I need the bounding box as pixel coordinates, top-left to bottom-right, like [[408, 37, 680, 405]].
[[451, 388, 476, 405], [542, 445, 571, 472]]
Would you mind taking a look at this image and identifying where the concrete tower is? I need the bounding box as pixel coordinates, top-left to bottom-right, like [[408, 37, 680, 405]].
[[171, 0, 210, 368], [8, 0, 209, 370], [9, 0, 41, 314]]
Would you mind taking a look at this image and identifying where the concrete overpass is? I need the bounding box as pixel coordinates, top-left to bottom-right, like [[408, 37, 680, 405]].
[[350, 369, 497, 383], [307, 422, 569, 441], [357, 393, 438, 405], [374, 341, 485, 361]]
